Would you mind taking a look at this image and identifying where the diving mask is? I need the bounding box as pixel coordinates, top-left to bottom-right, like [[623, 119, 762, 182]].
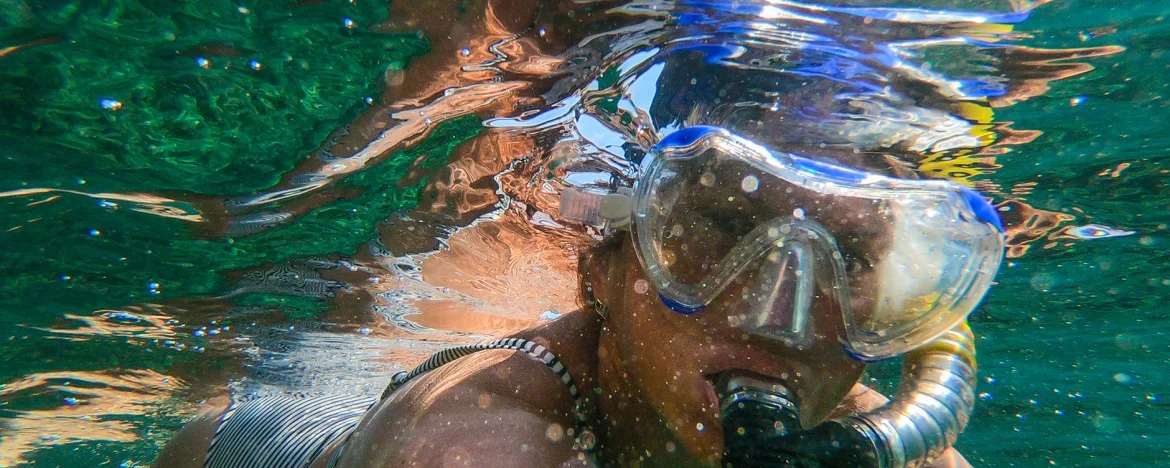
[[561, 126, 1004, 360]]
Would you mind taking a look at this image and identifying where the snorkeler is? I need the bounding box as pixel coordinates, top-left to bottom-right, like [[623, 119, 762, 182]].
[[155, 125, 1002, 467]]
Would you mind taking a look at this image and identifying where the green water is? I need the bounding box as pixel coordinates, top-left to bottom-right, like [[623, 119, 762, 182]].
[[2, 0, 1169, 466]]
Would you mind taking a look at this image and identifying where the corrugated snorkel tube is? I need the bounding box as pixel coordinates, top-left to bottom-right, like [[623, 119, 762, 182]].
[[841, 322, 979, 468]]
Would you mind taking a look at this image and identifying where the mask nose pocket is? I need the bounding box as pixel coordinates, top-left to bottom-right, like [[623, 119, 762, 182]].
[[729, 242, 817, 349]]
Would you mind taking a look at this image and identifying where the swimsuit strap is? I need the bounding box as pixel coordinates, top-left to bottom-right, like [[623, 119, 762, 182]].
[[380, 337, 598, 452]]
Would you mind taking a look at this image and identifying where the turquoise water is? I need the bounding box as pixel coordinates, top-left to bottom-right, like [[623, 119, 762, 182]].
[[2, 0, 1168, 466]]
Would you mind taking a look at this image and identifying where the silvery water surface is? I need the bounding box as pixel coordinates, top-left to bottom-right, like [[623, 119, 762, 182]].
[[0, 0, 1165, 466]]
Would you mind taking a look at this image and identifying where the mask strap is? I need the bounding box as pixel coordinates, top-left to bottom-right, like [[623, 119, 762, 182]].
[[559, 187, 633, 230]]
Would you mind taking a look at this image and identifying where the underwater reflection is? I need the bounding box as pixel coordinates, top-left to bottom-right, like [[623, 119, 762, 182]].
[[0, 0, 1134, 463], [166, 0, 1130, 403], [0, 369, 187, 467]]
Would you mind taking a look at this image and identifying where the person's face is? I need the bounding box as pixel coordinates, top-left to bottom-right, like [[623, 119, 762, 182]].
[[593, 152, 893, 461], [598, 239, 865, 459]]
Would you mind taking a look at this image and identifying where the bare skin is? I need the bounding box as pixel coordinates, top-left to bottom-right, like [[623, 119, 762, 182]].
[[155, 236, 972, 467]]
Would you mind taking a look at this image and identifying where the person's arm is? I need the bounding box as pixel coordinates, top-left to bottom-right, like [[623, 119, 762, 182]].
[[833, 383, 973, 468], [332, 349, 596, 468]]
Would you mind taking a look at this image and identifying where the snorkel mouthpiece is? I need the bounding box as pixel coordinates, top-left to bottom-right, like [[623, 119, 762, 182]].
[[719, 323, 978, 468], [719, 374, 881, 468]]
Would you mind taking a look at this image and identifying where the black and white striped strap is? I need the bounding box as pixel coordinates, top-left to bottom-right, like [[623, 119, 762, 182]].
[[380, 337, 597, 452], [206, 394, 375, 468]]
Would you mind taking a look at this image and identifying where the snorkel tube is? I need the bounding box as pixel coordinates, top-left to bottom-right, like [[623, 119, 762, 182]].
[[722, 323, 978, 468]]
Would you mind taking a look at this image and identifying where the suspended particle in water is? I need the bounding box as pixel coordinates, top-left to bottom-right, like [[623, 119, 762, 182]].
[[87, 229, 100, 237], [358, 327, 372, 335], [741, 174, 760, 193], [1070, 96, 1087, 106], [545, 423, 565, 442], [1113, 373, 1134, 385], [460, 47, 471, 57], [249, 60, 262, 71], [634, 279, 650, 295], [343, 17, 356, 29], [699, 171, 716, 187], [99, 99, 123, 111], [793, 208, 806, 219], [237, 5, 250, 14], [63, 397, 79, 406], [195, 56, 210, 68], [1029, 272, 1056, 292]]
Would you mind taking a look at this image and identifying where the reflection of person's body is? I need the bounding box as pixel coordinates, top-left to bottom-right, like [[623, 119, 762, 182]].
[[157, 127, 1001, 467]]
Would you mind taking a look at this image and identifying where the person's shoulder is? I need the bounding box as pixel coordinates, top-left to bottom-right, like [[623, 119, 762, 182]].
[[408, 346, 581, 420], [333, 348, 592, 467]]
